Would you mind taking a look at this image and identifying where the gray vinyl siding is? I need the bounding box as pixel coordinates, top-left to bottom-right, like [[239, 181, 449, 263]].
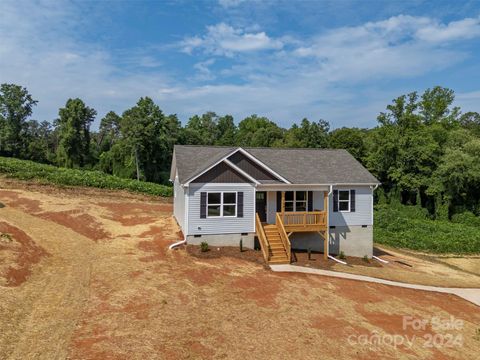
[[173, 176, 186, 232], [329, 186, 373, 226], [187, 183, 255, 235]]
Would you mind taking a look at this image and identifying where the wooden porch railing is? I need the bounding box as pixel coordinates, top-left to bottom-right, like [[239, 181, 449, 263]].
[[278, 211, 327, 231], [255, 213, 270, 262], [275, 213, 291, 262]]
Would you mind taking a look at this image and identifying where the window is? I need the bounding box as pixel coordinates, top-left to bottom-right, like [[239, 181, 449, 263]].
[[295, 191, 307, 211], [223, 192, 237, 217], [207, 192, 237, 218], [338, 190, 350, 212], [284, 191, 308, 212]]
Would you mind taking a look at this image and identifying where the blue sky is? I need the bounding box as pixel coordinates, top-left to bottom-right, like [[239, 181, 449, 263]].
[[2, 0, 480, 129]]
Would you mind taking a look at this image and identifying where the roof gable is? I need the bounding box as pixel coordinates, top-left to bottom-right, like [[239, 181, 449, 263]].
[[191, 161, 253, 184], [227, 151, 284, 183]]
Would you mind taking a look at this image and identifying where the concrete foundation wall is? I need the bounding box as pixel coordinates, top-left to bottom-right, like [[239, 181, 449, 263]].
[[186, 233, 255, 249], [290, 225, 373, 258]]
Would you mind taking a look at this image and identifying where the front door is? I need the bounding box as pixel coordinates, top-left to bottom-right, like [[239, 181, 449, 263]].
[[255, 191, 267, 222]]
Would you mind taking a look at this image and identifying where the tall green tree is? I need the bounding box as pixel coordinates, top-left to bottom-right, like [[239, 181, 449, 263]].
[[366, 86, 464, 212], [184, 112, 218, 145], [236, 115, 284, 147], [23, 120, 55, 163], [329, 127, 367, 161], [98, 111, 121, 152], [460, 111, 480, 136], [215, 115, 237, 145], [0, 83, 38, 157], [119, 97, 179, 183], [56, 98, 96, 168]]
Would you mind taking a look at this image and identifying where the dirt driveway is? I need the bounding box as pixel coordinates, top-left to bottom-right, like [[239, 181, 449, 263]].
[[0, 179, 479, 360]]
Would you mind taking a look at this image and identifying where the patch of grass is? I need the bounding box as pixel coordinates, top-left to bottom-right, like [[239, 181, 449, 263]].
[[0, 156, 172, 197], [200, 241, 209, 252], [374, 204, 480, 254], [1, 233, 12, 242], [338, 251, 346, 260]]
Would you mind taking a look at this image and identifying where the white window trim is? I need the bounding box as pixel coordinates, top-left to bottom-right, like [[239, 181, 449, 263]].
[[284, 191, 308, 212], [206, 191, 238, 218], [338, 189, 351, 213]]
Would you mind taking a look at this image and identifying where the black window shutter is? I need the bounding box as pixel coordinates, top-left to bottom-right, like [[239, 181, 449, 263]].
[[333, 190, 339, 212], [276, 191, 281, 212], [350, 189, 356, 212], [307, 191, 313, 211], [200, 192, 207, 218], [237, 192, 244, 217]]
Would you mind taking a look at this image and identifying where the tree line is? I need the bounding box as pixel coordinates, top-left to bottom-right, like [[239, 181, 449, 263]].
[[0, 83, 479, 219]]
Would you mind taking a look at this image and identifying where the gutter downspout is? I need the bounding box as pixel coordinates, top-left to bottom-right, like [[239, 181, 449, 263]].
[[326, 185, 333, 261], [169, 236, 186, 250]]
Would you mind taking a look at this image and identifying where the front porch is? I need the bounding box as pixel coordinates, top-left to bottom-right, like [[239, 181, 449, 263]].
[[255, 189, 329, 264]]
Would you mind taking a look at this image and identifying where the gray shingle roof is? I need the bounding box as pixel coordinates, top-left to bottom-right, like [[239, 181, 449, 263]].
[[173, 145, 379, 185]]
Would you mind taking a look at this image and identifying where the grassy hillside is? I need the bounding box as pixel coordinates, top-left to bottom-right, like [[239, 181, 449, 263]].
[[0, 157, 172, 197], [374, 204, 480, 254]]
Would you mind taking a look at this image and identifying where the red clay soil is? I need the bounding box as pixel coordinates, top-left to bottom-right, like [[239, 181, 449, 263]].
[[96, 202, 172, 226], [181, 266, 224, 286], [310, 315, 366, 339], [230, 271, 285, 308], [0, 190, 42, 213], [38, 210, 111, 242], [137, 226, 173, 262], [0, 221, 49, 286]]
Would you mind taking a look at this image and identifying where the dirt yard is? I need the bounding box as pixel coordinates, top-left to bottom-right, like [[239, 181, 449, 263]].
[[292, 246, 480, 288], [0, 178, 479, 360]]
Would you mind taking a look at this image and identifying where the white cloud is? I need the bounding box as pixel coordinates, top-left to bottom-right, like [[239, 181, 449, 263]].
[[289, 15, 477, 82], [193, 59, 216, 81], [456, 90, 480, 114], [1, 2, 479, 130], [181, 23, 283, 56], [416, 17, 480, 42], [0, 0, 173, 123]]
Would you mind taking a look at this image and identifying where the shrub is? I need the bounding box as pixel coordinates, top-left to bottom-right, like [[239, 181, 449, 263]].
[[200, 241, 209, 252], [0, 156, 172, 197], [374, 203, 480, 254], [363, 255, 369, 263], [451, 211, 480, 227], [338, 251, 346, 260]]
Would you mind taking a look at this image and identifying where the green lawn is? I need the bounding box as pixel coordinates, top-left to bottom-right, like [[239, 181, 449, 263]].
[[0, 156, 172, 197], [374, 204, 480, 254]]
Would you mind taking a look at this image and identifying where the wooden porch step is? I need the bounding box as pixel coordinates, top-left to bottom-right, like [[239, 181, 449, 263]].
[[269, 258, 289, 264], [257, 221, 290, 265]]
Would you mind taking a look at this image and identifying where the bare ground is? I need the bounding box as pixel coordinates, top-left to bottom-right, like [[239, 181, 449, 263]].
[[292, 246, 480, 288], [0, 179, 479, 360]]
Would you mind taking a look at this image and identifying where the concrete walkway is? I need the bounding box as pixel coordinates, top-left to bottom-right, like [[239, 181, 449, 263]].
[[270, 264, 480, 307]]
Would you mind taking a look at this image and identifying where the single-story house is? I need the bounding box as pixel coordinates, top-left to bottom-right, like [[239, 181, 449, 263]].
[[170, 145, 380, 264]]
